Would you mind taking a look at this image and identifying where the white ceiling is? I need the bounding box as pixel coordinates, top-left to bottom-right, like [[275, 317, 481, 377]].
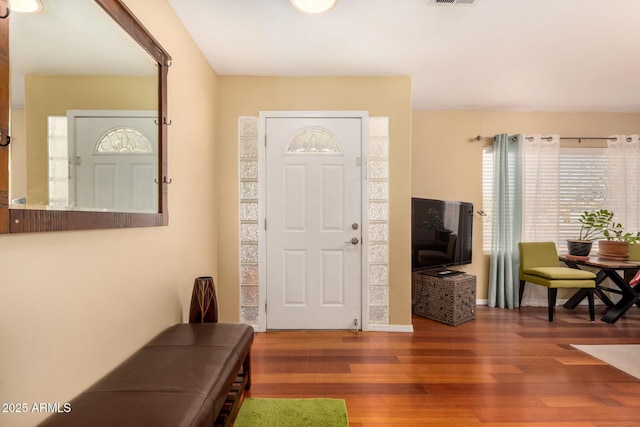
[[167, 0, 640, 112]]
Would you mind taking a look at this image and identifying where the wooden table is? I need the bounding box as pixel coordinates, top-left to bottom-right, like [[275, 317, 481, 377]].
[[560, 255, 640, 323]]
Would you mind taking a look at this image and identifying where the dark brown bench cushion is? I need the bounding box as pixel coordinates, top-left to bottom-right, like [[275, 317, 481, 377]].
[[39, 323, 253, 427]]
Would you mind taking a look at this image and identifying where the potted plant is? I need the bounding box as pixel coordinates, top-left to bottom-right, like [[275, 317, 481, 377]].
[[567, 209, 612, 256], [599, 219, 640, 259]]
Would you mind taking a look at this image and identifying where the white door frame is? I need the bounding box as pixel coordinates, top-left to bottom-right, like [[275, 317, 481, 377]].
[[256, 111, 370, 332]]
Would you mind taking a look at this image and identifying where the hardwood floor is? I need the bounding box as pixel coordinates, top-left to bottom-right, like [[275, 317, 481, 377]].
[[246, 305, 640, 426]]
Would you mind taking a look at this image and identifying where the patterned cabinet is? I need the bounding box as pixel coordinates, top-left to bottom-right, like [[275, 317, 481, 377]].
[[413, 272, 476, 326]]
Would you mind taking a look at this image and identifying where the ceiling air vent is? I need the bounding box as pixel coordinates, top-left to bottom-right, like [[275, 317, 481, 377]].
[[430, 0, 477, 6]]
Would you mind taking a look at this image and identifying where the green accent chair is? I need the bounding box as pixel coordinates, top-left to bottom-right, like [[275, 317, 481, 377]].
[[519, 242, 597, 322]]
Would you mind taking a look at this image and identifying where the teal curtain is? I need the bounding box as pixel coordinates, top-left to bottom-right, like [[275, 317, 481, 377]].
[[489, 133, 523, 308]]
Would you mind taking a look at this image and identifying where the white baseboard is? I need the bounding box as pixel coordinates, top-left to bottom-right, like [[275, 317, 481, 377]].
[[367, 324, 414, 332]]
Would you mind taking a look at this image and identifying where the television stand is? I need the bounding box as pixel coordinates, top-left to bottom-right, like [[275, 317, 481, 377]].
[[413, 272, 476, 326]]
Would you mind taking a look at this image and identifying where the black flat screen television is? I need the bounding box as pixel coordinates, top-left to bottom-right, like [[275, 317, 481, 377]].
[[411, 197, 473, 272]]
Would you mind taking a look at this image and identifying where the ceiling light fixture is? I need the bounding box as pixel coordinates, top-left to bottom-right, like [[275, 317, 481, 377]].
[[290, 0, 338, 15], [10, 0, 43, 13]]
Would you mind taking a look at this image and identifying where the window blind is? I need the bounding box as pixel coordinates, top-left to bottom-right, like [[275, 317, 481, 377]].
[[483, 146, 608, 253]]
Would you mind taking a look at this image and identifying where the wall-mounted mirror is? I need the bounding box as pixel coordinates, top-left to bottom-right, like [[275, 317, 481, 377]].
[[0, 0, 171, 233]]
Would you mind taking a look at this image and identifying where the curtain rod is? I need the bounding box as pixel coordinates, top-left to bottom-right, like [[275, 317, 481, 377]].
[[473, 135, 634, 143]]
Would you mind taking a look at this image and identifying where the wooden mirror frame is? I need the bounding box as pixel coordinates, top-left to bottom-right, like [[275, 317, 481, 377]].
[[0, 0, 171, 233]]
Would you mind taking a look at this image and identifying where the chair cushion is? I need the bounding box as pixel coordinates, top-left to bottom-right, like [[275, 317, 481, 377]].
[[523, 267, 596, 280], [521, 274, 595, 289]]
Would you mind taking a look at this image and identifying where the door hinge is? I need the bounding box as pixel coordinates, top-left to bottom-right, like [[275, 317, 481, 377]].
[[264, 218, 267, 230], [264, 135, 267, 146], [265, 300, 268, 313], [75, 156, 82, 166]]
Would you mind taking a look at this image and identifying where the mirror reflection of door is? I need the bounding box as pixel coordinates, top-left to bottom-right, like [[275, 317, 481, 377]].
[[68, 110, 158, 212], [8, 0, 159, 212]]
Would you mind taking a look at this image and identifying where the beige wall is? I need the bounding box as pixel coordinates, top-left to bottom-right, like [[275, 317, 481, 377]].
[[0, 1, 219, 426], [412, 110, 640, 300], [217, 76, 413, 326], [9, 109, 26, 200], [23, 74, 156, 204]]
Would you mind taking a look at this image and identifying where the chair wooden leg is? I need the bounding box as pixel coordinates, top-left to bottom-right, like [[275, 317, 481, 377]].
[[587, 290, 595, 321], [519, 280, 526, 307], [547, 288, 558, 322]]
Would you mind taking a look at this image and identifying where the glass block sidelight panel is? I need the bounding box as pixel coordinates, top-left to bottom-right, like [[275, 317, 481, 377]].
[[240, 117, 259, 326], [240, 181, 259, 200], [369, 137, 389, 159], [240, 160, 259, 180], [369, 243, 388, 263], [241, 264, 259, 285], [369, 160, 388, 180], [48, 116, 70, 208], [369, 223, 388, 242], [239, 117, 258, 137], [241, 202, 259, 221], [241, 243, 259, 264], [368, 181, 388, 200], [50, 116, 67, 135], [369, 285, 388, 306], [240, 138, 259, 159], [241, 285, 259, 306], [367, 116, 390, 327], [240, 223, 259, 242], [369, 305, 389, 325], [369, 117, 389, 137], [241, 306, 259, 325], [369, 264, 389, 285], [369, 202, 388, 221]]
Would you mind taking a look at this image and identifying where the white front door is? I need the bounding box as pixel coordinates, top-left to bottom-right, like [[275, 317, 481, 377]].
[[265, 115, 363, 330], [69, 110, 157, 212]]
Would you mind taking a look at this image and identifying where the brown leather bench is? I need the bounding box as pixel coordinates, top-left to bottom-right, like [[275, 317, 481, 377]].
[[39, 322, 253, 427]]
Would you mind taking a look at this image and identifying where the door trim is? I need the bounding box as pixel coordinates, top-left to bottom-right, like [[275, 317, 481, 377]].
[[257, 111, 370, 332]]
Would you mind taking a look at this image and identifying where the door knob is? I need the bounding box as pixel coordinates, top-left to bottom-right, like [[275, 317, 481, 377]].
[[345, 237, 359, 245]]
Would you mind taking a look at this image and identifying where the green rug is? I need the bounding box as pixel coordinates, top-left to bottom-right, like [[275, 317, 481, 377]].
[[234, 398, 349, 427]]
